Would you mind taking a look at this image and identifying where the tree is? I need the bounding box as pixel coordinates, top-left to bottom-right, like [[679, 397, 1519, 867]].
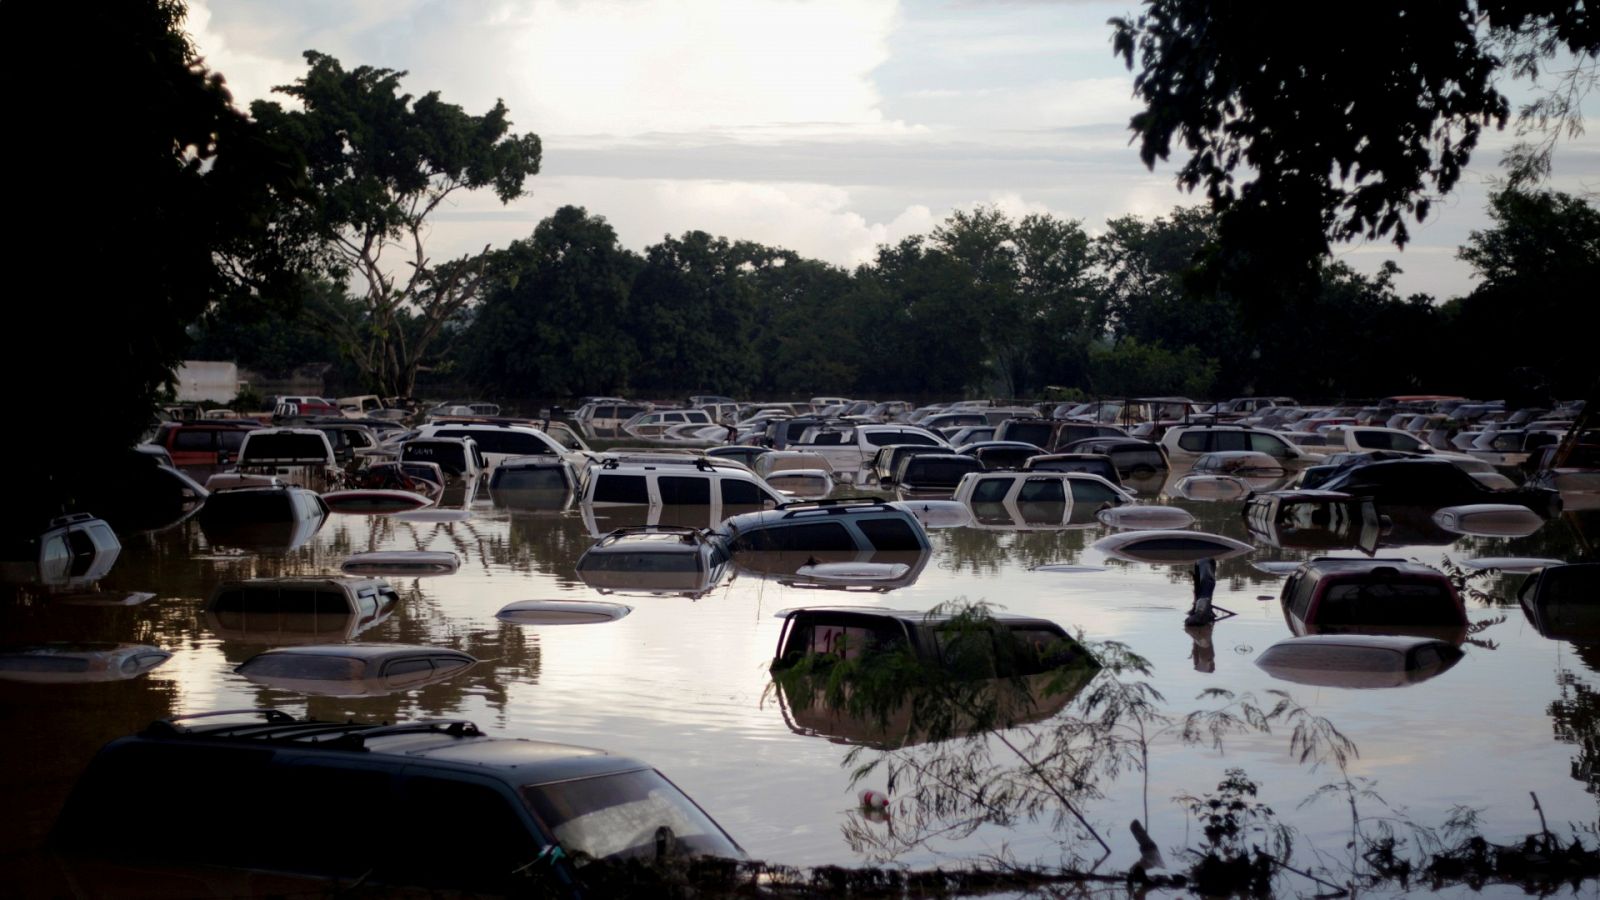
[[464, 207, 642, 399], [628, 232, 761, 394], [1446, 187, 1600, 398], [1112, 1, 1600, 262], [2, 1, 301, 472], [252, 52, 542, 397]]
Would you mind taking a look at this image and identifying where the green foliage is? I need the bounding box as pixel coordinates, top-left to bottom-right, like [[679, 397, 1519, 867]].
[[1112, 1, 1598, 253], [1088, 337, 1218, 398], [464, 207, 642, 398], [252, 52, 542, 396], [1446, 187, 1600, 400], [628, 232, 763, 394]]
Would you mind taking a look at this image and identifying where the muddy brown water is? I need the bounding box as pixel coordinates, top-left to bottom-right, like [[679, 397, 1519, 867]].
[[3, 466, 1597, 892]]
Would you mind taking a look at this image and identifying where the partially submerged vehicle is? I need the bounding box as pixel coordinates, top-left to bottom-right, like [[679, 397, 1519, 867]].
[[234, 428, 341, 492], [771, 606, 1098, 676], [1022, 453, 1125, 490], [1517, 563, 1600, 642], [497, 599, 634, 625], [1093, 530, 1253, 565], [753, 450, 835, 478], [196, 484, 328, 552], [1171, 474, 1252, 502], [320, 488, 435, 514], [0, 643, 170, 684], [416, 422, 568, 469], [1431, 503, 1546, 537], [868, 444, 946, 485], [0, 513, 121, 589], [1096, 505, 1196, 530], [1191, 450, 1289, 478], [958, 441, 1047, 471], [234, 644, 477, 697], [765, 469, 834, 501], [340, 550, 461, 576], [1255, 635, 1463, 689], [1316, 458, 1562, 518], [581, 457, 785, 508], [488, 456, 577, 510], [892, 453, 985, 495], [622, 408, 716, 440], [576, 526, 732, 598], [350, 460, 446, 504], [399, 437, 486, 498], [1279, 559, 1467, 638], [953, 471, 1129, 530], [1243, 490, 1383, 553], [52, 712, 744, 892], [720, 496, 934, 554], [1059, 438, 1170, 476], [994, 418, 1126, 453], [1160, 424, 1310, 464], [204, 578, 400, 644]]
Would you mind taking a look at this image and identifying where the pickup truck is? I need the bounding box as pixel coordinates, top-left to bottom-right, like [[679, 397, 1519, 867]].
[[234, 428, 341, 492], [790, 424, 948, 483]]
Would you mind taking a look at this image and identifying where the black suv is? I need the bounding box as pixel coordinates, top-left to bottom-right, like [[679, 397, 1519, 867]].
[[53, 711, 743, 894]]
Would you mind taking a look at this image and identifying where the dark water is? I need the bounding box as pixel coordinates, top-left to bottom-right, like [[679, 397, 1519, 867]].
[[3, 466, 1597, 892]]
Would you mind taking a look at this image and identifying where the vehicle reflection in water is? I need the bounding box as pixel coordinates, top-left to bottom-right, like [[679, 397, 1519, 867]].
[[772, 672, 1081, 750]]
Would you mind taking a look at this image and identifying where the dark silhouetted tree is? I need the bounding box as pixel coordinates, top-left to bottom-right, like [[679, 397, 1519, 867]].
[[252, 52, 542, 396]]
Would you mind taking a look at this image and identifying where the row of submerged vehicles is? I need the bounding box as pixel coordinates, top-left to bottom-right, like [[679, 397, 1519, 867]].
[[8, 392, 1599, 893]]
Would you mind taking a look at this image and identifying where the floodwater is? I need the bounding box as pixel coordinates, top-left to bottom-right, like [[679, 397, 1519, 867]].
[[3, 464, 1599, 895]]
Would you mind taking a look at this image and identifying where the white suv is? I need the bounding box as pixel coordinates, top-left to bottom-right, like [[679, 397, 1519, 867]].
[[1160, 424, 1310, 463]]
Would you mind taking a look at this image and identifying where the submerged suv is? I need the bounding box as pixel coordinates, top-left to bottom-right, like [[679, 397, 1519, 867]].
[[53, 712, 744, 894]]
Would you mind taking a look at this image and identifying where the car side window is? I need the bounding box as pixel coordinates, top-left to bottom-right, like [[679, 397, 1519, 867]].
[[657, 475, 711, 505], [1249, 432, 1290, 457], [1177, 432, 1207, 452], [593, 474, 649, 504], [721, 479, 767, 506]]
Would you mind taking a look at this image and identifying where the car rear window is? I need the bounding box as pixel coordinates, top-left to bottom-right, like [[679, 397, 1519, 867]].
[[734, 521, 856, 551], [1316, 582, 1459, 625], [243, 433, 329, 461], [1002, 423, 1052, 446]]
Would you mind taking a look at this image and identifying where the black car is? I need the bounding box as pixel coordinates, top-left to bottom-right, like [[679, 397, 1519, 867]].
[[52, 712, 744, 894], [1317, 458, 1561, 518]]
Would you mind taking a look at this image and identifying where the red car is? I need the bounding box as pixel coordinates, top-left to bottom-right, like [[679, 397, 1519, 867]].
[[1280, 558, 1467, 640], [153, 422, 257, 467]]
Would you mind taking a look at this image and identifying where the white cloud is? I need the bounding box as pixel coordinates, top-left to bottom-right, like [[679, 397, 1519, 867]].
[[191, 0, 909, 139]]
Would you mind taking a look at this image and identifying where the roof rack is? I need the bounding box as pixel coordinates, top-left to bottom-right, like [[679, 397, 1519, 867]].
[[322, 719, 481, 751]]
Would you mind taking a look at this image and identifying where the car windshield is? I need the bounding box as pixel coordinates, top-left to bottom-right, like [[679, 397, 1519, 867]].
[[522, 769, 740, 862]]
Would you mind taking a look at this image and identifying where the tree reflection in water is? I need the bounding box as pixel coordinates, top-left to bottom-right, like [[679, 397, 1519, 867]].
[[768, 601, 1356, 869]]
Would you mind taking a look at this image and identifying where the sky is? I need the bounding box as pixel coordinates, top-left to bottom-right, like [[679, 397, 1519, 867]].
[[188, 0, 1600, 300]]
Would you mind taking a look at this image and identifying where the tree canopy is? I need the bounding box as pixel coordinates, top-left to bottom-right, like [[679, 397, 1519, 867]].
[[252, 52, 543, 396], [1112, 1, 1600, 260], [2, 0, 302, 458]]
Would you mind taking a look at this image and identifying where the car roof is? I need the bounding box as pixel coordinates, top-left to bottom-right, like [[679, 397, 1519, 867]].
[[246, 643, 471, 661], [774, 605, 1062, 629], [133, 714, 645, 785]]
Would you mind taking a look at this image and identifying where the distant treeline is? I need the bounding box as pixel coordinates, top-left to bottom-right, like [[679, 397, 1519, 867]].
[[195, 189, 1598, 406]]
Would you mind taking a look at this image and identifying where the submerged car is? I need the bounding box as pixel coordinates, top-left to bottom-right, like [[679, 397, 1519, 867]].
[[1518, 563, 1600, 642], [720, 501, 932, 554], [204, 577, 400, 644], [1316, 458, 1561, 518], [1255, 635, 1463, 689], [576, 526, 732, 598], [52, 712, 744, 892], [1279, 559, 1467, 637], [234, 644, 477, 697], [0, 643, 170, 684]]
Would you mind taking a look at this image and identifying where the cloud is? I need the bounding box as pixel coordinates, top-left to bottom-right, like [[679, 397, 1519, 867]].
[[189, 0, 910, 139]]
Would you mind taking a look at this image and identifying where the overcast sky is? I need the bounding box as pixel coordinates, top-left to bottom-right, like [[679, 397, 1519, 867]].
[[189, 0, 1599, 300]]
